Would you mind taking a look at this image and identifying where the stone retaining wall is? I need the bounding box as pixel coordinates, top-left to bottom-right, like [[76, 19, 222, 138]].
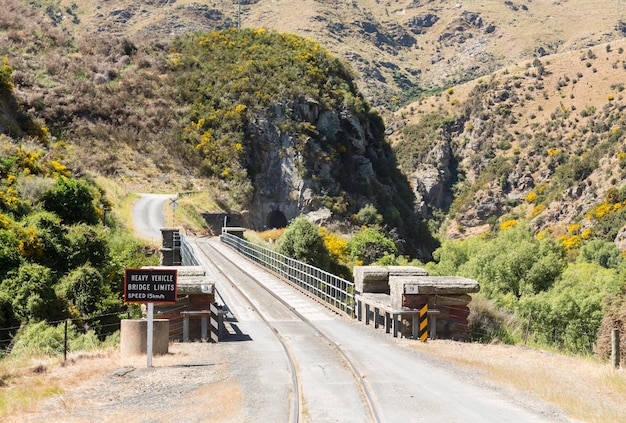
[[354, 266, 479, 341]]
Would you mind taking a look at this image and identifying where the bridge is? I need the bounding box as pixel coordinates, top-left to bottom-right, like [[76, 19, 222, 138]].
[[130, 194, 563, 422]]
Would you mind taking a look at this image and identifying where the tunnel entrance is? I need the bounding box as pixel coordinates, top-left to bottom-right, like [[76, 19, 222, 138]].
[[267, 209, 288, 229]]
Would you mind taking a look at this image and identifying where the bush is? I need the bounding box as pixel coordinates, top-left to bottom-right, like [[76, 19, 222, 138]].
[[42, 177, 100, 225], [517, 263, 622, 353], [1, 263, 64, 322], [10, 321, 101, 357], [66, 224, 110, 269], [356, 203, 383, 227], [0, 291, 18, 350], [468, 296, 521, 344], [22, 211, 68, 273], [0, 228, 22, 280], [0, 56, 13, 94], [348, 227, 397, 265], [56, 265, 106, 317], [594, 291, 626, 362], [577, 239, 623, 269], [277, 216, 330, 270]]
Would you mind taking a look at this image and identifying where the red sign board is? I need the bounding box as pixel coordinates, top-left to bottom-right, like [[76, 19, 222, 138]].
[[124, 268, 178, 304]]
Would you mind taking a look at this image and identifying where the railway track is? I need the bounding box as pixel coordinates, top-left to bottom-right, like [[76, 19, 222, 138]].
[[192, 237, 382, 423]]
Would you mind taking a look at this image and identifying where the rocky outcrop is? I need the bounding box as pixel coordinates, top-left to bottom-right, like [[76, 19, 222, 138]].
[[245, 98, 420, 250], [407, 13, 439, 34]]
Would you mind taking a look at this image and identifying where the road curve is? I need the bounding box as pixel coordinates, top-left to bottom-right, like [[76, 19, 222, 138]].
[[132, 193, 176, 241]]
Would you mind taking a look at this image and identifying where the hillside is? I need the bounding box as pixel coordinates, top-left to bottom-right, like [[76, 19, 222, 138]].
[[390, 39, 626, 243], [3, 0, 626, 242], [12, 0, 626, 111], [0, 1, 437, 258]]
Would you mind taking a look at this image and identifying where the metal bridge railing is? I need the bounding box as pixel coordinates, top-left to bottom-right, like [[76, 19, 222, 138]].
[[220, 232, 355, 317], [180, 234, 200, 266]]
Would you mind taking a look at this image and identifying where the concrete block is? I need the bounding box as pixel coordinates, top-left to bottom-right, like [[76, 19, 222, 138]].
[[392, 275, 480, 295], [354, 266, 391, 294], [120, 319, 169, 356]]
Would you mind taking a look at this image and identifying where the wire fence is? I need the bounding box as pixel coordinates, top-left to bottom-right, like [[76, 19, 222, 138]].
[[220, 232, 355, 316], [0, 310, 133, 358]]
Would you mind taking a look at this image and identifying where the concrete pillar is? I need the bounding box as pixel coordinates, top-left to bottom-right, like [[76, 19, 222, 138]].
[[120, 319, 169, 356]]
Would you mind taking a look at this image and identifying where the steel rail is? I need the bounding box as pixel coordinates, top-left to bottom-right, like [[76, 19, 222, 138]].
[[198, 239, 382, 423], [192, 239, 302, 423]]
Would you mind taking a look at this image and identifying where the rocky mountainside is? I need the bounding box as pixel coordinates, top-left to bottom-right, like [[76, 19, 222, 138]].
[[0, 4, 435, 258], [390, 38, 626, 245]]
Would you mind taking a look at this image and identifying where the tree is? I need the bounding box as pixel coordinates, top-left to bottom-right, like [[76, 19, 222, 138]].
[[0, 229, 22, 280], [22, 211, 68, 273], [458, 225, 565, 304], [66, 224, 109, 269], [517, 262, 622, 353], [356, 204, 383, 227], [578, 239, 623, 269], [277, 216, 330, 270], [56, 265, 106, 317]]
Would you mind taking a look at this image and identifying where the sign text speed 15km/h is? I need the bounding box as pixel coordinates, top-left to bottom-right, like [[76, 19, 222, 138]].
[[124, 268, 178, 304]]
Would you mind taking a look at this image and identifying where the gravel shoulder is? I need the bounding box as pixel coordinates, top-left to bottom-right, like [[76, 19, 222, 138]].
[[4, 340, 592, 422], [7, 328, 625, 422], [15, 342, 243, 423]]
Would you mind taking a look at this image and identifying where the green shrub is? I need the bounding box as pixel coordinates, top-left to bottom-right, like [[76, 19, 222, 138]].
[[42, 177, 100, 225], [577, 239, 623, 269], [0, 291, 18, 349], [517, 262, 622, 353], [22, 211, 68, 273], [56, 265, 106, 317], [1, 263, 63, 322], [0, 229, 22, 280], [10, 321, 101, 357], [66, 224, 109, 269], [277, 216, 330, 270], [348, 227, 397, 265], [0, 57, 13, 94], [356, 203, 383, 227]]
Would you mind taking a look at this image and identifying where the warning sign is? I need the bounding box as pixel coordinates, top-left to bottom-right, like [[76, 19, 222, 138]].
[[124, 268, 178, 304]]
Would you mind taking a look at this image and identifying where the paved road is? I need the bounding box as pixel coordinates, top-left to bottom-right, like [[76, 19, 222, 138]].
[[132, 193, 176, 241], [194, 238, 573, 423]]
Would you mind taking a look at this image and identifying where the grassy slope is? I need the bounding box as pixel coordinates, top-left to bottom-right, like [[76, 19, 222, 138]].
[[390, 37, 626, 238]]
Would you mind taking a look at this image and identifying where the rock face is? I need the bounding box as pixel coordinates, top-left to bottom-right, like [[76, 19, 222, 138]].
[[410, 138, 454, 216], [245, 98, 422, 257]]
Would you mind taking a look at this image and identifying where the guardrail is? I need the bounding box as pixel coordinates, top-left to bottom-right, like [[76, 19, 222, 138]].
[[220, 232, 355, 317], [180, 234, 200, 266]]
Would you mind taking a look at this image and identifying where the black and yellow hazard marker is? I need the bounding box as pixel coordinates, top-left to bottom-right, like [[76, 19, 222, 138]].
[[419, 304, 428, 342]]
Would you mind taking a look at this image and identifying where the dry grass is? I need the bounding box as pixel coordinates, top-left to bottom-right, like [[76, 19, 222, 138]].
[[0, 350, 119, 419], [173, 192, 220, 236], [243, 228, 285, 248], [411, 340, 626, 423]]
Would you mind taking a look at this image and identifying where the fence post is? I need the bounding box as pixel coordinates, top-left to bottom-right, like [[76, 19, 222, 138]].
[[612, 328, 620, 369], [524, 312, 532, 345], [64, 319, 68, 362]]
